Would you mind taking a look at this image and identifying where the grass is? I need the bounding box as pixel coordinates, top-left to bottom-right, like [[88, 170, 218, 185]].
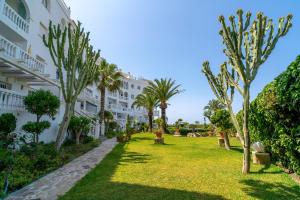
[[60, 133, 300, 200]]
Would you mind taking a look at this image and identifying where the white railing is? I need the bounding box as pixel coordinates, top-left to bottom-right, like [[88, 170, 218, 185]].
[[0, 88, 25, 112], [0, 36, 45, 74], [78, 89, 99, 103], [107, 104, 129, 112], [2, 2, 29, 33]]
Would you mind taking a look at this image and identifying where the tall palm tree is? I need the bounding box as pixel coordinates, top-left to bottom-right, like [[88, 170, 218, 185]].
[[132, 92, 159, 132], [145, 78, 181, 134], [203, 99, 225, 122], [95, 59, 123, 136]]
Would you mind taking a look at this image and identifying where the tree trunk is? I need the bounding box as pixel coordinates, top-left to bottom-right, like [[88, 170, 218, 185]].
[[36, 116, 41, 143], [223, 132, 231, 150], [56, 102, 74, 150], [75, 131, 81, 145], [148, 112, 153, 132], [227, 104, 244, 146], [99, 87, 105, 137], [161, 107, 167, 134], [242, 84, 251, 174]]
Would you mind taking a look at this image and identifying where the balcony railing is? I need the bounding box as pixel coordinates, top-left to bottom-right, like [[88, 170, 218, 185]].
[[107, 104, 129, 112], [0, 88, 25, 112], [0, 36, 45, 74], [2, 2, 29, 33], [78, 89, 99, 103]]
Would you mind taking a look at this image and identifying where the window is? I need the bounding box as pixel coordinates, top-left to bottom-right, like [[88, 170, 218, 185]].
[[86, 101, 97, 114], [123, 81, 128, 89], [0, 81, 12, 90], [131, 94, 134, 99], [56, 69, 59, 80], [131, 84, 134, 89], [6, 0, 27, 20], [137, 86, 141, 90], [42, 0, 50, 11]]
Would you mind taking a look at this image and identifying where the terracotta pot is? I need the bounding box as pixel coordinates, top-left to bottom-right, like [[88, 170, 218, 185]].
[[155, 131, 162, 138], [219, 132, 225, 139], [117, 136, 125, 142]]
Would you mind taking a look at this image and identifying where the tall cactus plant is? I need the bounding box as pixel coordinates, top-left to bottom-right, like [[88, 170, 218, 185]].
[[202, 10, 292, 174], [43, 21, 100, 150], [202, 63, 244, 146]]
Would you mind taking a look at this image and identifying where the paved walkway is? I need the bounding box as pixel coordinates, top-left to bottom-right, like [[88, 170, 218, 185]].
[[7, 138, 118, 200]]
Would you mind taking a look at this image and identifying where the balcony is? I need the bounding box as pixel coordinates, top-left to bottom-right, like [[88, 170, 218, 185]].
[[0, 35, 45, 73], [107, 104, 129, 113], [0, 1, 29, 41], [0, 88, 25, 112], [2, 2, 29, 33], [78, 89, 100, 105]]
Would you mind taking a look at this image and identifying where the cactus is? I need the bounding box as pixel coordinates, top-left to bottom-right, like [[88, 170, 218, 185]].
[[202, 62, 244, 145], [43, 21, 100, 150], [202, 10, 292, 174]]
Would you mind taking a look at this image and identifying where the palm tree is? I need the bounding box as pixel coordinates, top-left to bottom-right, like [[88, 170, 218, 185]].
[[145, 78, 181, 134], [103, 110, 114, 134], [132, 92, 159, 132], [203, 99, 225, 122], [95, 59, 123, 136]]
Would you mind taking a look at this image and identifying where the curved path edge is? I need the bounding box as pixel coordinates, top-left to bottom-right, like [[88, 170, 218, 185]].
[[6, 138, 118, 200]]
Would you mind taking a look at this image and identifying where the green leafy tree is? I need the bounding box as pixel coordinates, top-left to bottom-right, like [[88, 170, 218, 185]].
[[202, 10, 292, 173], [125, 115, 134, 140], [22, 90, 60, 143], [103, 110, 114, 133], [94, 59, 122, 136], [68, 116, 91, 145], [175, 118, 183, 129], [132, 92, 159, 132], [0, 113, 17, 148], [211, 109, 233, 150], [145, 78, 182, 134], [203, 99, 225, 122], [43, 21, 100, 150]]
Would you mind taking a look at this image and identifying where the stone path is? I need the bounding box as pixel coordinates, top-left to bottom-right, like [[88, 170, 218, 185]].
[[6, 138, 118, 200]]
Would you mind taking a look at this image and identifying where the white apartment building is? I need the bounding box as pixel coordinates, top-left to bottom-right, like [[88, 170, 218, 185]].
[[0, 0, 157, 143]]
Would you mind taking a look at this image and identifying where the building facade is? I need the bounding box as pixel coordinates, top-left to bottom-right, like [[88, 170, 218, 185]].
[[0, 0, 156, 143]]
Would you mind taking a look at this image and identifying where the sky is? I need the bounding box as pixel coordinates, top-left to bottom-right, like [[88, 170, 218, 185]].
[[64, 0, 300, 123]]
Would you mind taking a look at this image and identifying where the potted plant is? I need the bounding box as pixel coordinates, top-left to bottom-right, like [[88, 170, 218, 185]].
[[116, 131, 125, 143], [174, 118, 183, 136], [252, 142, 271, 165], [155, 130, 162, 138], [154, 118, 164, 144]]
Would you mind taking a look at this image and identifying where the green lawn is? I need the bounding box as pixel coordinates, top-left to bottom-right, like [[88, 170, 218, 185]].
[[60, 133, 300, 200]]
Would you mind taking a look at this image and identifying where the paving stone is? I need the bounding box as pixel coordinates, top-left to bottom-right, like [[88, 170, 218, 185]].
[[6, 138, 117, 200]]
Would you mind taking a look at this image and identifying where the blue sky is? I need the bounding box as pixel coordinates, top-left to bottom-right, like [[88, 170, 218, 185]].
[[65, 0, 299, 123]]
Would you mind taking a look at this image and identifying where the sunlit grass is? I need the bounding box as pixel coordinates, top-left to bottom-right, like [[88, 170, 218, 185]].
[[60, 133, 300, 200]]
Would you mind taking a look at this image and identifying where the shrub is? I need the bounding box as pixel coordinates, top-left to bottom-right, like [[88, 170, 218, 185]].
[[82, 135, 94, 144], [247, 55, 300, 175], [23, 90, 60, 143], [1, 139, 99, 194], [22, 121, 51, 143], [0, 113, 17, 148], [68, 116, 91, 145]]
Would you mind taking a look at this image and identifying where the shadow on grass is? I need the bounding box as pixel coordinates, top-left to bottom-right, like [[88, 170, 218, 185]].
[[120, 151, 151, 164], [240, 179, 300, 200], [230, 146, 243, 153], [130, 136, 154, 142], [60, 142, 227, 200], [250, 164, 283, 175]]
